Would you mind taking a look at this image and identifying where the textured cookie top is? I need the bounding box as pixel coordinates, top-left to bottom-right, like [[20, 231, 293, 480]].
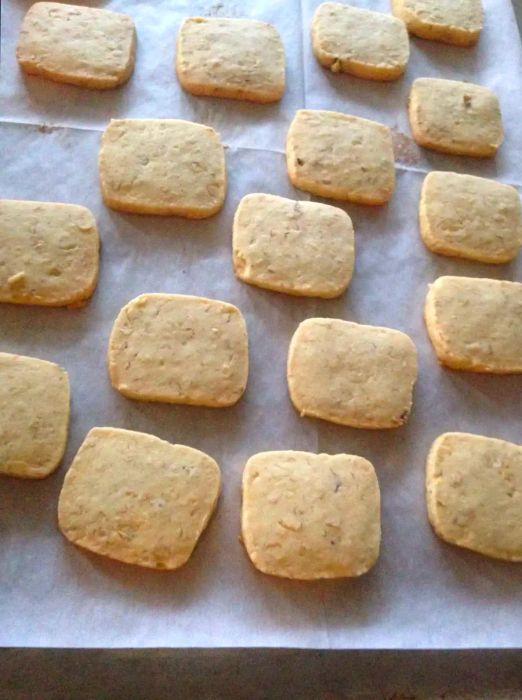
[[0, 200, 99, 306], [420, 172, 522, 264], [392, 0, 483, 46], [0, 352, 70, 479], [16, 2, 136, 89], [426, 432, 522, 561], [312, 3, 409, 80], [108, 293, 249, 407], [58, 427, 221, 570], [409, 78, 503, 157], [176, 17, 285, 103], [241, 450, 381, 579], [233, 194, 354, 298], [286, 110, 395, 205], [287, 318, 418, 429], [99, 119, 226, 217], [425, 276, 522, 373]]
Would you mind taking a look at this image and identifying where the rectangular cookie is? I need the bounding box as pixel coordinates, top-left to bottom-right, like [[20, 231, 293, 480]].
[[426, 432, 522, 561], [287, 318, 418, 428], [0, 200, 99, 306], [233, 193, 354, 298], [286, 109, 395, 205], [419, 172, 522, 264], [0, 352, 70, 479], [408, 78, 503, 157], [425, 276, 522, 373], [312, 2, 409, 81], [242, 450, 381, 579], [16, 2, 136, 89], [392, 0, 483, 47], [99, 119, 226, 217], [59, 427, 221, 570], [108, 293, 248, 407], [176, 17, 285, 103]]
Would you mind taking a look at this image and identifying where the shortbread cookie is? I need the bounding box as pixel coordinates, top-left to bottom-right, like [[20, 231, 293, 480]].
[[420, 172, 522, 264], [99, 119, 226, 217], [241, 450, 381, 579], [0, 200, 99, 306], [287, 318, 417, 428], [312, 3, 409, 81], [425, 276, 522, 373], [176, 17, 285, 103], [16, 2, 136, 89], [408, 78, 503, 157], [108, 293, 248, 406], [426, 432, 522, 561], [286, 110, 395, 205], [0, 352, 69, 479], [58, 427, 221, 569], [233, 194, 354, 298], [391, 0, 483, 47]]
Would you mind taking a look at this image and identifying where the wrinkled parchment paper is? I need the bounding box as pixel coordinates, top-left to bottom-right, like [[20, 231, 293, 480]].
[[1, 0, 522, 649]]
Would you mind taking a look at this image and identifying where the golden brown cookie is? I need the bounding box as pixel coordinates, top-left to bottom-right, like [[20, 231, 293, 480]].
[[392, 0, 483, 47], [233, 193, 354, 298], [427, 432, 522, 561], [99, 119, 226, 217], [312, 2, 409, 80], [59, 427, 221, 569], [241, 450, 381, 579], [0, 352, 70, 479], [176, 17, 285, 103], [17, 2, 136, 89], [425, 276, 522, 373], [408, 78, 503, 157], [419, 172, 522, 264], [0, 200, 99, 306], [108, 293, 249, 407], [286, 110, 395, 204], [287, 318, 418, 428]]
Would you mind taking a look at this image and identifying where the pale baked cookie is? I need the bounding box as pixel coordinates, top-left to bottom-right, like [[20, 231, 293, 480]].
[[0, 352, 69, 479], [391, 0, 483, 47], [425, 276, 522, 373], [16, 2, 136, 89], [0, 200, 99, 306], [108, 293, 248, 407], [58, 427, 221, 569], [233, 194, 354, 298], [419, 172, 522, 264], [99, 119, 226, 218], [286, 110, 395, 205], [426, 432, 522, 561], [312, 3, 409, 81], [408, 78, 503, 157], [241, 450, 381, 579], [287, 318, 417, 428], [176, 17, 285, 103]]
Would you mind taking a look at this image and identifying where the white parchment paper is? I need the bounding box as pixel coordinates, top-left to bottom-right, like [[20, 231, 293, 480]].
[[1, 0, 522, 649]]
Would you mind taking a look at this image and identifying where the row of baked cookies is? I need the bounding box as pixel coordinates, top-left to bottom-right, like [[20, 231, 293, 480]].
[[97, 88, 504, 221], [2, 165, 520, 312], [3, 269, 522, 481], [16, 2, 484, 95], [12, 419, 521, 576], [55, 429, 522, 574]]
